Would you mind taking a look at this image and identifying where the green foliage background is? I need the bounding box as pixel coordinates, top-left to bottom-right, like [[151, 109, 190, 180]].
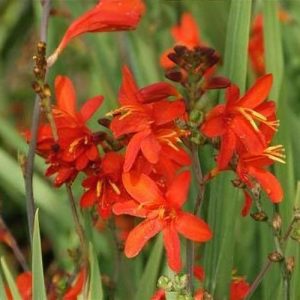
[[0, 0, 300, 299]]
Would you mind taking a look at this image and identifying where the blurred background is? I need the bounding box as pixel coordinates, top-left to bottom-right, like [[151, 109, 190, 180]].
[[0, 0, 300, 299]]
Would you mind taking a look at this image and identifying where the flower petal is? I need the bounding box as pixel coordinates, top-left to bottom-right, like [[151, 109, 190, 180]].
[[238, 74, 273, 108], [79, 96, 103, 122], [163, 224, 182, 272], [80, 189, 97, 207], [140, 133, 161, 164], [125, 219, 162, 258], [166, 171, 191, 208], [152, 100, 185, 125], [171, 13, 201, 47], [112, 200, 147, 218], [230, 116, 266, 153], [122, 172, 164, 204], [138, 82, 179, 103], [247, 166, 283, 203], [119, 65, 140, 105], [201, 105, 226, 137], [175, 212, 212, 242], [241, 191, 252, 217], [124, 129, 151, 172], [54, 0, 145, 55], [225, 84, 240, 107], [217, 130, 236, 170], [55, 75, 77, 116]]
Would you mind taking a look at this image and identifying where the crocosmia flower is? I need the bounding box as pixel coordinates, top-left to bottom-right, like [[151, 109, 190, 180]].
[[80, 151, 129, 218], [26, 76, 103, 186], [201, 74, 278, 170], [110, 66, 189, 173], [113, 171, 212, 272], [48, 0, 145, 66]]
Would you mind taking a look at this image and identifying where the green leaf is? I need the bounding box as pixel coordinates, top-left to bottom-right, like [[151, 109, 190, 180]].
[[204, 1, 252, 298], [263, 0, 283, 101], [0, 271, 7, 300], [134, 235, 164, 300], [0, 256, 21, 300], [223, 0, 252, 92], [88, 243, 103, 300], [32, 209, 47, 300]]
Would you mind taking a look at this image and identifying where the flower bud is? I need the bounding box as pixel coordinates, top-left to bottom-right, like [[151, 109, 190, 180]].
[[272, 213, 282, 231], [268, 251, 284, 262], [250, 211, 268, 222], [286, 256, 295, 273], [157, 275, 172, 291]]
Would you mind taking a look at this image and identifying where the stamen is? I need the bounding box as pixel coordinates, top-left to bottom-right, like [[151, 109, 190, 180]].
[[96, 180, 103, 197], [109, 180, 121, 195]]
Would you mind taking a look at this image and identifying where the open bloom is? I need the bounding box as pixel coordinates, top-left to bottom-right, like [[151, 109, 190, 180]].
[[48, 0, 145, 66], [201, 74, 278, 170], [236, 144, 285, 204], [26, 76, 103, 186], [80, 151, 129, 218], [110, 66, 189, 173], [113, 171, 212, 272]]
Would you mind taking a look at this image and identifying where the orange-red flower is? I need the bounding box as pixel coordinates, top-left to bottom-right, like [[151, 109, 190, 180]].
[[80, 151, 129, 218], [5, 272, 32, 300], [201, 74, 278, 170], [48, 0, 145, 66], [27, 75, 103, 186], [63, 269, 86, 300], [113, 171, 212, 272], [236, 144, 284, 204], [230, 277, 250, 300], [248, 15, 265, 76], [110, 66, 189, 173], [249, 11, 291, 76], [160, 13, 203, 69]]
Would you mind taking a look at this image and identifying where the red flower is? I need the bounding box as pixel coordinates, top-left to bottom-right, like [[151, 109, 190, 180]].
[[160, 13, 203, 69], [48, 0, 145, 66], [110, 66, 188, 172], [230, 277, 250, 300], [236, 144, 285, 204], [5, 272, 32, 300], [80, 151, 128, 218], [248, 15, 265, 76], [29, 75, 103, 186], [201, 74, 278, 170], [113, 171, 212, 272], [63, 269, 86, 300]]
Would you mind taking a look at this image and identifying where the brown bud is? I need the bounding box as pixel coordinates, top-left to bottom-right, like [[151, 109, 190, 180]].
[[167, 52, 180, 65], [174, 45, 188, 56], [251, 211, 268, 222], [98, 118, 111, 128], [32, 81, 42, 93], [165, 69, 183, 82], [37, 41, 46, 55], [268, 251, 284, 262], [286, 256, 295, 273]]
